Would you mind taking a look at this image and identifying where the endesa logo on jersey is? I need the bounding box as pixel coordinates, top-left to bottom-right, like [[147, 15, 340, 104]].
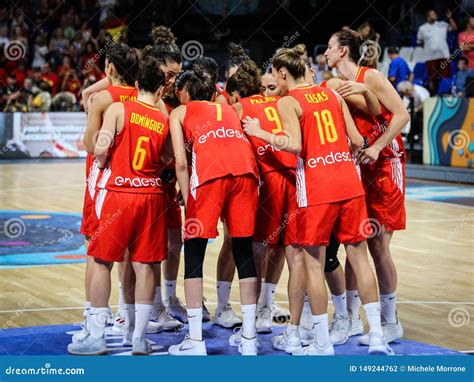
[[257, 143, 281, 156], [307, 150, 353, 168], [114, 176, 163, 188], [197, 126, 249, 144]]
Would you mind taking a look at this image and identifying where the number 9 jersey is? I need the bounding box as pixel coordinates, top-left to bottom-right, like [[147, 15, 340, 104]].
[[98, 100, 169, 193]]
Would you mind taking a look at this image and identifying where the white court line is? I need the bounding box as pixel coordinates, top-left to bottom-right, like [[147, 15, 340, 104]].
[[407, 198, 474, 209], [1, 301, 474, 314], [409, 218, 474, 223]]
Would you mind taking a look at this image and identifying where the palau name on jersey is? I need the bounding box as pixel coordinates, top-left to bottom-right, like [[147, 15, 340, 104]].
[[130, 112, 165, 134], [304, 91, 328, 104], [249, 96, 278, 104]]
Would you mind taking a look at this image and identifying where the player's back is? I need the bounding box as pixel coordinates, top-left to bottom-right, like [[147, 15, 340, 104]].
[[183, 101, 258, 189], [239, 94, 296, 174], [99, 100, 169, 193], [288, 85, 363, 206]]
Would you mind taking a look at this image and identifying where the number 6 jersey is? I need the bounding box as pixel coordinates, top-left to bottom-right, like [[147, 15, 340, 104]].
[[288, 85, 364, 207], [98, 100, 169, 193]]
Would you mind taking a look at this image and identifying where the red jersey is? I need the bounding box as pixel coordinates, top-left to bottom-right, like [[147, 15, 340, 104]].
[[289, 85, 364, 207], [98, 100, 169, 193], [183, 101, 258, 194], [239, 95, 296, 174], [351, 66, 405, 161], [85, 84, 138, 179]]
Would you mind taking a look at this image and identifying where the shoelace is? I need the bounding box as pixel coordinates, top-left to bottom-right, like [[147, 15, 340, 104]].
[[259, 307, 272, 320]]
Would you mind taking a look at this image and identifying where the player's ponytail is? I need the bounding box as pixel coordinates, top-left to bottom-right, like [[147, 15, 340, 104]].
[[137, 57, 165, 93], [272, 44, 307, 79], [192, 56, 219, 84], [230, 60, 261, 97], [226, 42, 250, 78], [106, 43, 140, 86], [333, 29, 379, 69], [186, 66, 215, 101]]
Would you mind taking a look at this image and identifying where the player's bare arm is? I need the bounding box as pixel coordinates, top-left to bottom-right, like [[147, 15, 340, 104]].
[[170, 105, 189, 205], [94, 102, 124, 169], [83, 90, 113, 154]]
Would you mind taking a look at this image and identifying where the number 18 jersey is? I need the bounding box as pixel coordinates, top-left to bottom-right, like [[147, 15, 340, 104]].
[[289, 85, 364, 207], [98, 100, 169, 193]]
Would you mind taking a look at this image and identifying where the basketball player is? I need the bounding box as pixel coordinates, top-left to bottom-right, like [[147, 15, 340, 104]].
[[243, 45, 393, 355], [68, 58, 169, 355], [226, 62, 295, 336], [74, 43, 139, 343], [168, 68, 259, 355], [324, 29, 409, 345]]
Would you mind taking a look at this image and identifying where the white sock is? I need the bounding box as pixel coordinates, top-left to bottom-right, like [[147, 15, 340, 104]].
[[187, 307, 203, 341], [124, 303, 135, 333], [153, 286, 163, 307], [363, 302, 382, 335], [216, 281, 232, 309], [118, 283, 126, 315], [347, 289, 361, 319], [163, 279, 176, 303], [261, 282, 276, 308], [84, 301, 91, 331], [300, 295, 313, 329], [241, 304, 257, 339], [90, 307, 108, 339], [380, 292, 397, 324], [312, 313, 330, 346], [332, 292, 348, 316], [133, 303, 152, 341], [285, 323, 299, 335]]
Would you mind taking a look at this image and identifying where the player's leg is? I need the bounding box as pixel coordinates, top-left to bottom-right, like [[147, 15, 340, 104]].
[[121, 259, 136, 346], [214, 223, 241, 328], [264, 247, 290, 323], [344, 259, 364, 336], [254, 242, 272, 333], [113, 260, 128, 332]]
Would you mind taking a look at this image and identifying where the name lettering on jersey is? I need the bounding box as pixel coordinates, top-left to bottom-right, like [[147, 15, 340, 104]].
[[197, 126, 249, 144], [304, 91, 328, 104], [115, 176, 163, 188], [120, 95, 137, 102], [249, 96, 278, 104], [307, 151, 353, 168], [257, 143, 281, 156], [130, 112, 164, 134]]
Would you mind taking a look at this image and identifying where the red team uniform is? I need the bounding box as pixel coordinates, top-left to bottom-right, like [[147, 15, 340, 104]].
[[239, 94, 298, 246], [80, 84, 137, 237], [182, 101, 259, 239], [351, 66, 406, 231], [88, 100, 169, 263], [289, 85, 370, 246]]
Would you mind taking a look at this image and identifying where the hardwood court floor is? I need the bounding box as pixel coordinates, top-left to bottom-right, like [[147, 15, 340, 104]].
[[0, 161, 473, 352]]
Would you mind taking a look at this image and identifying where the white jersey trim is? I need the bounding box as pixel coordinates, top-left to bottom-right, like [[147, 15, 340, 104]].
[[190, 149, 199, 199], [296, 156, 308, 208]]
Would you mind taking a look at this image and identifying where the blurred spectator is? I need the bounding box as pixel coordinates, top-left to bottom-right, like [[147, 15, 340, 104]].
[[387, 46, 413, 88], [397, 81, 430, 114], [12, 60, 27, 87], [454, 58, 474, 96], [417, 9, 458, 95], [32, 35, 49, 69], [30, 81, 52, 112], [41, 62, 60, 95], [322, 70, 333, 81], [0, 24, 9, 47], [459, 17, 474, 71], [49, 28, 68, 66], [313, 54, 328, 84], [61, 70, 82, 100], [358, 22, 380, 44]]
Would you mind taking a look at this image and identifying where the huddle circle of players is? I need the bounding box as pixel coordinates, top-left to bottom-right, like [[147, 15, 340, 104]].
[[68, 25, 409, 356]]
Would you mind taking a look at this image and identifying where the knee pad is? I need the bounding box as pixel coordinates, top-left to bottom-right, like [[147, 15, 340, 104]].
[[325, 233, 341, 273], [231, 236, 257, 279], [184, 238, 208, 279]]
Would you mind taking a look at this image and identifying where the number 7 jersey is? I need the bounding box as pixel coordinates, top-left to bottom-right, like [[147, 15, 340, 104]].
[[288, 85, 364, 207], [98, 100, 169, 193]]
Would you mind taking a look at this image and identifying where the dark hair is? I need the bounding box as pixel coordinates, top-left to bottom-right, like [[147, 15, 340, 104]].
[[272, 44, 307, 79], [150, 26, 177, 48], [425, 9, 436, 18], [137, 57, 165, 93], [105, 43, 140, 86], [175, 70, 194, 91], [193, 56, 218, 84], [142, 43, 182, 66], [226, 60, 261, 97], [333, 29, 379, 68], [186, 67, 215, 101], [387, 46, 399, 55], [226, 42, 250, 76]]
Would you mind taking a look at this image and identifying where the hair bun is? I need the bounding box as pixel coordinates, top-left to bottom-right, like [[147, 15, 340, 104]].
[[293, 44, 307, 57], [150, 26, 176, 46]]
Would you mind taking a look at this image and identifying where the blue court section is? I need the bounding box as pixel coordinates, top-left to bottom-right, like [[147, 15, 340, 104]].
[[0, 323, 463, 356], [406, 180, 474, 207]]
